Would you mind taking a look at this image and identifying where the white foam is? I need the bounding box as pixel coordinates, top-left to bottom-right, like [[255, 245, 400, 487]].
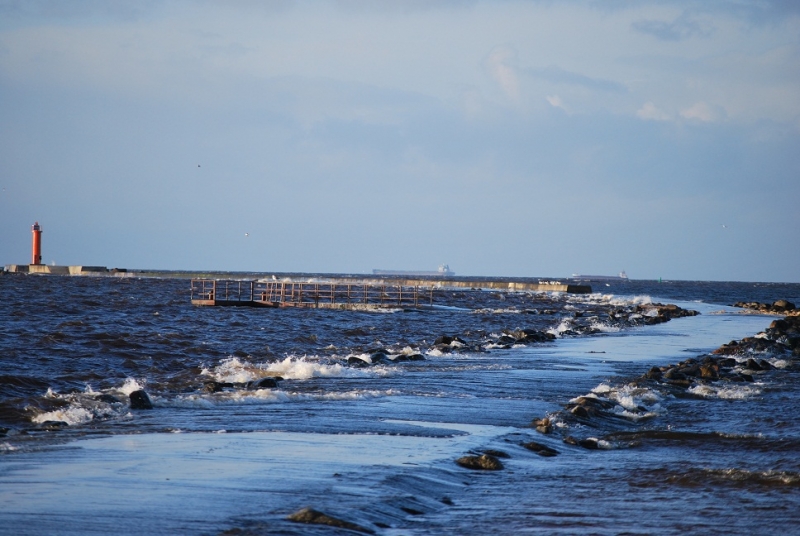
[[32, 405, 95, 426], [119, 378, 145, 395], [591, 383, 613, 395], [265, 356, 388, 380], [204, 356, 386, 383], [547, 319, 574, 337], [687, 384, 761, 400], [169, 388, 401, 407], [589, 320, 621, 333]]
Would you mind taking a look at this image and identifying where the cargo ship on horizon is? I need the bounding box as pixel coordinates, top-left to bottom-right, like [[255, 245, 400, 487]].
[[569, 271, 629, 282]]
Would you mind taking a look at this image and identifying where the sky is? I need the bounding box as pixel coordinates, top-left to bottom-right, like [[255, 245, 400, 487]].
[[1, 0, 798, 282]]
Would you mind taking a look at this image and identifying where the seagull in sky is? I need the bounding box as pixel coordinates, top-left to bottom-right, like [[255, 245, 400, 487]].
[[244, 232, 249, 237]]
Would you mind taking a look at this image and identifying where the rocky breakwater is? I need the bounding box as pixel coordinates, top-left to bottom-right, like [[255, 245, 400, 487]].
[[451, 302, 703, 469], [733, 299, 797, 316], [529, 308, 800, 451]]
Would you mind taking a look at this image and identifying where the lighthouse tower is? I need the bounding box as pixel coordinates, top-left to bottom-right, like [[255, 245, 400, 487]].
[[31, 222, 42, 265]]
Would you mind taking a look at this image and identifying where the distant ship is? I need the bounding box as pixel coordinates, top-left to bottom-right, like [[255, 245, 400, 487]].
[[569, 271, 629, 282], [373, 264, 455, 277]]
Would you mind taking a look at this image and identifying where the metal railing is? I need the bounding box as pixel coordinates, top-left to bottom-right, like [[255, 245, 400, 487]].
[[191, 279, 434, 308]]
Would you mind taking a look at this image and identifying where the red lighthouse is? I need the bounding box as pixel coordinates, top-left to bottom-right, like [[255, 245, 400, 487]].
[[31, 222, 42, 265]]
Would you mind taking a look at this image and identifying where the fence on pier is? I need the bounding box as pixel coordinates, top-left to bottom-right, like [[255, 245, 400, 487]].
[[191, 279, 434, 309]]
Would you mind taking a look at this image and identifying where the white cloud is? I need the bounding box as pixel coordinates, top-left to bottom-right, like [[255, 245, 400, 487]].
[[484, 46, 520, 103], [636, 101, 671, 121], [680, 101, 726, 122], [546, 95, 566, 111]]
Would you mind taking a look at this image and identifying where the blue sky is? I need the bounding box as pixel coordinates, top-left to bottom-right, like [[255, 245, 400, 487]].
[[1, 0, 798, 282]]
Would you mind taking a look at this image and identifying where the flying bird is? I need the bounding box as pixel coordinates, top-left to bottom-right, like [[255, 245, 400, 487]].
[[244, 232, 249, 237]]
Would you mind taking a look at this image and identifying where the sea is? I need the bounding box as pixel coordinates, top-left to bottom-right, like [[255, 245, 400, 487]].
[[1, 274, 799, 535]]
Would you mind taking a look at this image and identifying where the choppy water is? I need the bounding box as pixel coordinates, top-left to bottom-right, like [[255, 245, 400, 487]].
[[1, 274, 799, 535]]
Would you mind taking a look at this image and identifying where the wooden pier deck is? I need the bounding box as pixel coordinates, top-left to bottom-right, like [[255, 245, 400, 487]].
[[191, 279, 435, 310]]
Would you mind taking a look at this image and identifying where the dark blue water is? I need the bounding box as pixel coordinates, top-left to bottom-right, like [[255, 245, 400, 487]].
[[1, 273, 798, 534]]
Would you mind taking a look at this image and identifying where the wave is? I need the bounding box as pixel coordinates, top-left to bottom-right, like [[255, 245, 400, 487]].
[[167, 388, 402, 407]]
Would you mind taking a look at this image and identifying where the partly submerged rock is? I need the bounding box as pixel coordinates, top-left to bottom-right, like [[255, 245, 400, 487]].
[[287, 507, 374, 534], [129, 389, 153, 410], [455, 454, 504, 471], [522, 441, 559, 457]]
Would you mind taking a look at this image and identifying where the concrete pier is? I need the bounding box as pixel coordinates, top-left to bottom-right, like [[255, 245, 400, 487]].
[[2, 265, 592, 294], [320, 277, 591, 294], [4, 264, 109, 275]]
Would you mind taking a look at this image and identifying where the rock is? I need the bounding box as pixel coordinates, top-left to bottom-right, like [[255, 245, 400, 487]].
[[369, 352, 389, 363], [39, 420, 69, 429], [287, 507, 374, 534], [699, 363, 719, 380], [773, 300, 795, 311], [204, 381, 234, 393], [434, 335, 454, 345], [758, 359, 774, 370], [663, 368, 687, 380], [745, 358, 763, 371], [564, 436, 600, 449], [644, 366, 663, 380], [129, 389, 153, 410], [455, 454, 504, 470], [570, 405, 593, 418], [247, 377, 279, 390], [482, 449, 510, 458], [347, 356, 371, 367], [392, 353, 425, 363], [532, 417, 552, 434], [522, 441, 559, 457]]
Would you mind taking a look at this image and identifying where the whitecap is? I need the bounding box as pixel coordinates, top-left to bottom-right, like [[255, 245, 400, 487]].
[[32, 405, 95, 426], [687, 384, 761, 399]]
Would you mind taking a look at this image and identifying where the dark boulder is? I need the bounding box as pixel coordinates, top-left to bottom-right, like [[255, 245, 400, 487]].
[[745, 358, 763, 371], [644, 366, 663, 380], [391, 353, 425, 363], [204, 381, 234, 393], [369, 352, 389, 363], [482, 449, 510, 458], [570, 405, 593, 418], [129, 389, 153, 410], [247, 377, 279, 390], [663, 367, 687, 380], [564, 436, 600, 449], [94, 394, 121, 404], [699, 363, 719, 380], [434, 335, 466, 346], [347, 356, 371, 367], [522, 441, 559, 457]]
